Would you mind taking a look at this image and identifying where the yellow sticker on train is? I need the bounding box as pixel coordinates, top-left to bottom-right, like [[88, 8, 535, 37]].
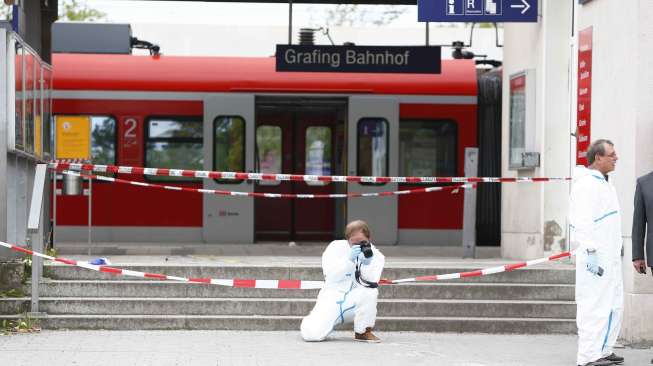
[[56, 115, 91, 159]]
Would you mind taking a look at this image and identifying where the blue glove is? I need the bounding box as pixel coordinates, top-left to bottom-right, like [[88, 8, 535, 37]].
[[586, 250, 602, 276], [349, 245, 362, 262]]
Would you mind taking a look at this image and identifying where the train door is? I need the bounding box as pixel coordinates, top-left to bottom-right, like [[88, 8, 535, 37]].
[[202, 94, 255, 243], [255, 101, 345, 241], [347, 96, 399, 245]]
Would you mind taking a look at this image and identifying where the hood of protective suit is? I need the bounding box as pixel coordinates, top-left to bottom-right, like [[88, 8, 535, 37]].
[[573, 165, 604, 184]]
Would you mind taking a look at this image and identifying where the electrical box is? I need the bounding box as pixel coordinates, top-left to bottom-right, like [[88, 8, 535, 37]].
[[52, 23, 132, 54]]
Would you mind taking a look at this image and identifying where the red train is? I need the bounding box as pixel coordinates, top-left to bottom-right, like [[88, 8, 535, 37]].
[[52, 53, 499, 245]]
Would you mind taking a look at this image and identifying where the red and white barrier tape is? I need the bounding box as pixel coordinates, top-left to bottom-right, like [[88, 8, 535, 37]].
[[59, 170, 472, 199], [0, 241, 574, 289], [50, 161, 571, 184], [378, 251, 574, 285]]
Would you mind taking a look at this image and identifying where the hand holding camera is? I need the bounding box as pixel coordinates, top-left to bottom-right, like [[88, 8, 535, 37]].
[[348, 240, 374, 263], [356, 240, 374, 259], [349, 245, 362, 262]]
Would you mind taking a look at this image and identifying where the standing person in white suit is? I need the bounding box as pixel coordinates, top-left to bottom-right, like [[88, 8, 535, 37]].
[[300, 220, 385, 342], [569, 139, 624, 366]]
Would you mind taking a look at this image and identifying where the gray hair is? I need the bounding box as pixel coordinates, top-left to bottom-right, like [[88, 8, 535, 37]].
[[587, 139, 614, 165]]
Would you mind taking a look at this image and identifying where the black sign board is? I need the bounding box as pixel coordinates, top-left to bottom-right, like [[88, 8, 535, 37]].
[[276, 45, 441, 74]]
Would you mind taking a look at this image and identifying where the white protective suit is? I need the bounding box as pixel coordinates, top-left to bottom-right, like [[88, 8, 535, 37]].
[[300, 240, 385, 341], [568, 166, 623, 365]]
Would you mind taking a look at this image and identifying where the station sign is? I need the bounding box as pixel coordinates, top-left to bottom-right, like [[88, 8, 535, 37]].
[[276, 45, 441, 74], [418, 0, 538, 23]]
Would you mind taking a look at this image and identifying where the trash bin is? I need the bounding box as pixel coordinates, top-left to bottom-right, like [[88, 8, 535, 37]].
[[63, 174, 82, 195]]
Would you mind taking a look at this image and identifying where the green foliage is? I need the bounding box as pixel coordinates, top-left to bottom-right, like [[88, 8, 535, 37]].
[[60, 0, 106, 22], [0, 289, 26, 298], [1, 0, 106, 23], [322, 5, 407, 27], [1, 314, 40, 334], [21, 255, 32, 284], [0, 5, 11, 21], [46, 247, 58, 258]]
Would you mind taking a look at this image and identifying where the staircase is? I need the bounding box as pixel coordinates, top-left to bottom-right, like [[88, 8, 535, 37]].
[[0, 261, 576, 333]]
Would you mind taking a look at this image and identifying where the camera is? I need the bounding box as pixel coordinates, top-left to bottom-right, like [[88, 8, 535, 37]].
[[357, 240, 374, 258]]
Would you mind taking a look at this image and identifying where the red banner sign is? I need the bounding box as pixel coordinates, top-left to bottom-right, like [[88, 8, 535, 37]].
[[576, 27, 593, 166]]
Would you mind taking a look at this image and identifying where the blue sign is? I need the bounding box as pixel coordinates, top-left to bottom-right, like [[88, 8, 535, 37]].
[[418, 0, 537, 23]]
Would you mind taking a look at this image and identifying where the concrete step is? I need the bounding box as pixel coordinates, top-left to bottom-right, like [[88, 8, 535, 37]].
[[0, 314, 577, 333], [0, 298, 29, 314], [0, 297, 577, 318], [44, 265, 575, 284], [33, 280, 576, 301]]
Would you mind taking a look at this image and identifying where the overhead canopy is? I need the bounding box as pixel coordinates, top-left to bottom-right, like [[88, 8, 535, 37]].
[[137, 0, 416, 4]]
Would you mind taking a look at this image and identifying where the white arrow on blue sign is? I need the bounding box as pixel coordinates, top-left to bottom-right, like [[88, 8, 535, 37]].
[[418, 0, 537, 23]]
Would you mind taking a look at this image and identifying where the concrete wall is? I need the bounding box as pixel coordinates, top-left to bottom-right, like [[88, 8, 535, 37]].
[[503, 0, 653, 344], [501, 0, 572, 260], [575, 0, 653, 346]]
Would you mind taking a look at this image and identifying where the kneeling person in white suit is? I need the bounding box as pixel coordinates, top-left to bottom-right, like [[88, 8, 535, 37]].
[[300, 220, 385, 342]]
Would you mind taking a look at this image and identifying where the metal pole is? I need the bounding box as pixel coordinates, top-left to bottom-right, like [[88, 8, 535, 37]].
[[28, 164, 48, 314], [462, 147, 479, 258], [52, 167, 56, 248], [87, 173, 92, 255], [53, 119, 57, 249], [288, 0, 293, 45], [426, 22, 430, 46], [87, 116, 93, 255]]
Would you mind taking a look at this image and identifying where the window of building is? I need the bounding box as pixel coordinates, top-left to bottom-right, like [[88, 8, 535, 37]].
[[42, 67, 53, 158], [14, 43, 24, 151], [256, 125, 281, 186], [357, 118, 388, 180], [24, 52, 35, 154], [214, 116, 245, 184], [399, 120, 457, 178], [146, 118, 203, 182]]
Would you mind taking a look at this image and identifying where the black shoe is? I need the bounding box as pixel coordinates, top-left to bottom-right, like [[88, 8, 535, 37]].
[[601, 353, 624, 365], [578, 360, 615, 366]]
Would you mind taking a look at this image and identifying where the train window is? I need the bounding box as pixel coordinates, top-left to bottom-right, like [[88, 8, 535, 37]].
[[357, 118, 388, 181], [214, 116, 245, 184], [91, 116, 117, 174], [305, 126, 332, 186], [256, 125, 281, 186], [399, 120, 457, 178], [146, 118, 203, 182]]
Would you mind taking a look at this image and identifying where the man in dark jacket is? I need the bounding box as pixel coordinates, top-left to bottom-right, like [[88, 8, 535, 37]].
[[632, 171, 653, 275]]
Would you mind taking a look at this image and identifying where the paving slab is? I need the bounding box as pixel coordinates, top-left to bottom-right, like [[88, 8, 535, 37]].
[[0, 330, 651, 366]]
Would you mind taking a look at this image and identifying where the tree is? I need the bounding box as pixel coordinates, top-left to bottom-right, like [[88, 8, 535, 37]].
[[1, 1, 106, 22], [313, 5, 408, 27], [59, 0, 106, 21], [0, 5, 12, 21]]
